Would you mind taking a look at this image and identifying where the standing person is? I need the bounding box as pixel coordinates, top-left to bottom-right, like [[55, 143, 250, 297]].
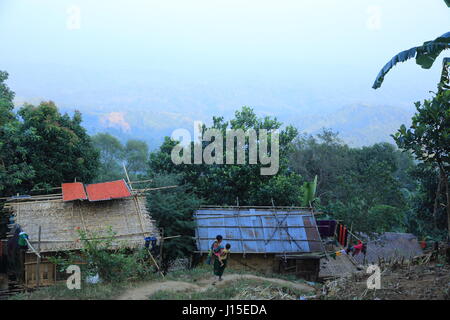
[[209, 235, 225, 281]]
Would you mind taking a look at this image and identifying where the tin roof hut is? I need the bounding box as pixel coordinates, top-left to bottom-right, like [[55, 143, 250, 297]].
[[194, 206, 325, 281]]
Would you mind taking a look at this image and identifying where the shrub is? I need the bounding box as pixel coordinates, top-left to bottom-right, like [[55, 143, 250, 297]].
[[49, 227, 155, 283]]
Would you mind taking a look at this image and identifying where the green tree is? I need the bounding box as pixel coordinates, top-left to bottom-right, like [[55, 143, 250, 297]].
[[290, 129, 353, 203], [290, 129, 411, 234], [125, 139, 149, 179], [0, 71, 15, 126], [17, 101, 100, 190], [405, 164, 447, 239], [0, 71, 35, 195], [92, 133, 125, 182], [149, 106, 302, 206], [146, 174, 201, 271], [393, 91, 450, 238]]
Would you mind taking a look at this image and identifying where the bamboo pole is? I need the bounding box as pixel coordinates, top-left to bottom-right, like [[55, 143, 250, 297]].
[[129, 179, 153, 184], [162, 235, 182, 240], [122, 162, 132, 190], [36, 226, 41, 288], [147, 249, 164, 277], [133, 185, 178, 193], [24, 238, 41, 259]]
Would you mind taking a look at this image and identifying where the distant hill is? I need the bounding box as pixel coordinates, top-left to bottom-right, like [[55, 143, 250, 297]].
[[61, 103, 414, 149], [293, 104, 415, 147]]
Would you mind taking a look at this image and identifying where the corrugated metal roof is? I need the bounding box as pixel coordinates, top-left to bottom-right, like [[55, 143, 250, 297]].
[[85, 179, 132, 201], [194, 208, 323, 254], [62, 182, 87, 201]]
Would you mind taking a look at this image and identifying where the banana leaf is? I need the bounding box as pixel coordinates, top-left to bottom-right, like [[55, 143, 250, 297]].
[[373, 32, 450, 89]]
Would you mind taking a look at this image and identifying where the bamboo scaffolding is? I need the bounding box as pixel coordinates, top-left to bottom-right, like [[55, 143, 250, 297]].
[[27, 231, 160, 243]]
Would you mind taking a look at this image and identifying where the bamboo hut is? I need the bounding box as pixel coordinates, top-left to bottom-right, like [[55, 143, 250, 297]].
[[3, 180, 161, 288]]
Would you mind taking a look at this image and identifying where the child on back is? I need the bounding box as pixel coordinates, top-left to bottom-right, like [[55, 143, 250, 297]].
[[218, 243, 231, 266]]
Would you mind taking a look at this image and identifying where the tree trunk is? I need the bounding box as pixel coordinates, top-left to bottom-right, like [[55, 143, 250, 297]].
[[438, 163, 450, 263], [433, 170, 443, 230]]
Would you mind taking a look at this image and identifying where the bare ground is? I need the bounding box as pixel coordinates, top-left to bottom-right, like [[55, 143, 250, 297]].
[[116, 273, 316, 300], [321, 258, 450, 300]]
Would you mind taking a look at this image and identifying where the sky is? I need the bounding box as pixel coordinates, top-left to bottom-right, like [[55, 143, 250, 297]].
[[0, 0, 449, 143]]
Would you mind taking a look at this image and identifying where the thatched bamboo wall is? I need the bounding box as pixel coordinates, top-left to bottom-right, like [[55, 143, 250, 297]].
[[6, 196, 159, 252]]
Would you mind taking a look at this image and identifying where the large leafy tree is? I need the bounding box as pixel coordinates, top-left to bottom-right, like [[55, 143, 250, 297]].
[[18, 101, 100, 190], [1, 71, 101, 195], [372, 0, 450, 239], [289, 129, 412, 234], [145, 174, 201, 271], [393, 91, 450, 238], [0, 72, 34, 195], [149, 106, 303, 206]]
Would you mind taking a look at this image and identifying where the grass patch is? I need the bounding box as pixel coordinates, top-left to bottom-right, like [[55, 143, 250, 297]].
[[164, 264, 212, 283], [149, 279, 312, 300], [9, 282, 128, 300], [9, 264, 320, 300], [9, 272, 162, 300]]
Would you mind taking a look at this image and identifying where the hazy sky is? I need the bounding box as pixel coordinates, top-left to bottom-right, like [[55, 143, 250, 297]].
[[1, 0, 449, 132]]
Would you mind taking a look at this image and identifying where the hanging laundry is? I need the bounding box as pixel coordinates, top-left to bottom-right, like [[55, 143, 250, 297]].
[[18, 231, 29, 249], [346, 240, 366, 256], [352, 240, 364, 256], [337, 223, 348, 247]]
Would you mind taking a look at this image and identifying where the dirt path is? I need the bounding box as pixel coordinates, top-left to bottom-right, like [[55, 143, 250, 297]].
[[117, 274, 315, 300]]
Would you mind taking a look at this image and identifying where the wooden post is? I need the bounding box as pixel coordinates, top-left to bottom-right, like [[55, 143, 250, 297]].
[[36, 226, 41, 288], [159, 228, 164, 268]]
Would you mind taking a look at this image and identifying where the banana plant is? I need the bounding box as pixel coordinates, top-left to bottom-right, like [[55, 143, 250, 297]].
[[373, 0, 450, 90], [302, 175, 318, 207]]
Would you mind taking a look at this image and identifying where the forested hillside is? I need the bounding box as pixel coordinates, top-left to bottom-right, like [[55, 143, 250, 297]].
[[1, 68, 449, 245]]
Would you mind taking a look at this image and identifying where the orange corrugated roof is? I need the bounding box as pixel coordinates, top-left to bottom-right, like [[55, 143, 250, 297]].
[[85, 180, 132, 201], [62, 182, 87, 201]]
